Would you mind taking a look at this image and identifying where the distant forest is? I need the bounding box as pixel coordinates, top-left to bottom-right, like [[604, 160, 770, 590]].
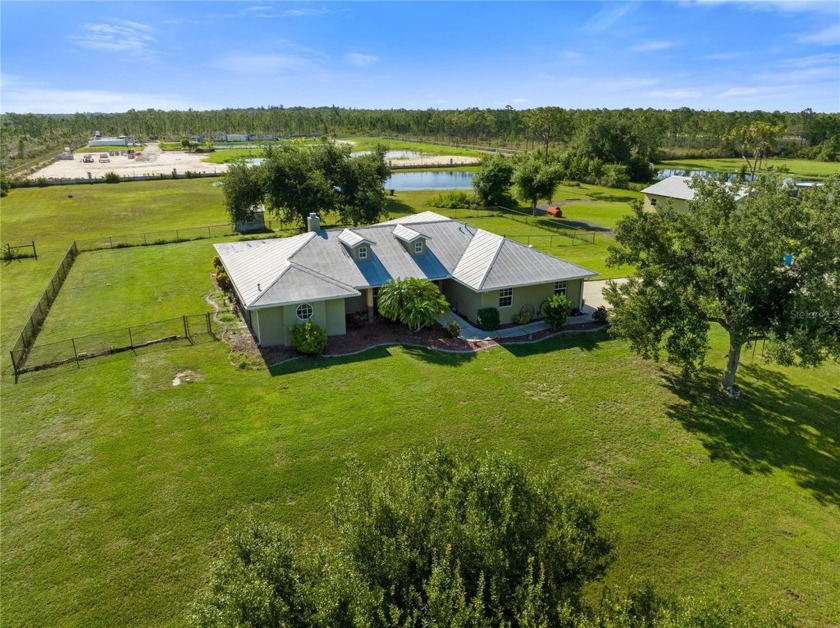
[[2, 106, 839, 173]]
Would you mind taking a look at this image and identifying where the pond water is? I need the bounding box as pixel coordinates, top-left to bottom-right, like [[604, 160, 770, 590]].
[[385, 170, 475, 191]]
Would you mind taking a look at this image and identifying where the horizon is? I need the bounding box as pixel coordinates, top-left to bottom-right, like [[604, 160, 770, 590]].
[[1, 0, 839, 115]]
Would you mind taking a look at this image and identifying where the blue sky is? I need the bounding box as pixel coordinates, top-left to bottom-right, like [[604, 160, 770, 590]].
[[1, 1, 838, 114]]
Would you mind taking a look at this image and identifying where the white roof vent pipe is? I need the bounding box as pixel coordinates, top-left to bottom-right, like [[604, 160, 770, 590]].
[[306, 212, 321, 232]]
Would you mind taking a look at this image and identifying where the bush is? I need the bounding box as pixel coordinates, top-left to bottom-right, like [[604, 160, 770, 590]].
[[214, 269, 232, 292], [598, 163, 630, 189], [212, 255, 225, 272], [476, 307, 500, 331], [427, 190, 479, 209], [104, 171, 121, 184], [446, 320, 461, 338], [592, 305, 609, 323], [290, 321, 327, 355], [0, 173, 10, 197], [543, 294, 571, 328], [513, 311, 533, 325], [36, 177, 48, 187]]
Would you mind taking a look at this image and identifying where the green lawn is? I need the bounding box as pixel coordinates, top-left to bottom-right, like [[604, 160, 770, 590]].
[[2, 177, 838, 626], [339, 135, 486, 158], [1, 326, 837, 626], [658, 158, 840, 179]]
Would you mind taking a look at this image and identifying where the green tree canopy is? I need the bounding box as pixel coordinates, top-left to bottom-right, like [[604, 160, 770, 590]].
[[605, 175, 840, 393], [513, 154, 561, 214], [472, 154, 514, 207], [223, 140, 389, 227], [377, 277, 449, 332]]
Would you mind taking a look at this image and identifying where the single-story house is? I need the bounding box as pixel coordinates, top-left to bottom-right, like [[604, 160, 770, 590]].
[[641, 175, 748, 212], [214, 212, 597, 347]]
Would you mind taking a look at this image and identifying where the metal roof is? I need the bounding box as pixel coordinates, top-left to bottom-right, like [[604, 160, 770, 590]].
[[337, 229, 374, 248], [215, 215, 597, 310], [451, 229, 504, 290], [392, 224, 429, 243], [641, 176, 695, 201], [383, 211, 450, 224]]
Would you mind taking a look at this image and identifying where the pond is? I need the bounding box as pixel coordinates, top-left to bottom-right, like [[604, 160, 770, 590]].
[[384, 170, 475, 191]]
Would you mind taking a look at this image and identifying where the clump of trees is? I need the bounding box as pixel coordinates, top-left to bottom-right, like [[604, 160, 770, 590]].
[[377, 277, 449, 332], [605, 175, 840, 394], [191, 446, 787, 627], [223, 141, 390, 228]]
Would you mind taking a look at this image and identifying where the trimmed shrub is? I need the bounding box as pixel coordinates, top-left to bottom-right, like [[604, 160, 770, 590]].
[[513, 311, 533, 325], [476, 307, 500, 331], [592, 305, 609, 323], [543, 294, 571, 329], [214, 269, 232, 292], [290, 321, 327, 355], [446, 321, 461, 338]]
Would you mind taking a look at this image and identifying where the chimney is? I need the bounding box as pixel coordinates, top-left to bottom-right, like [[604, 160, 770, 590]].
[[306, 212, 321, 232]]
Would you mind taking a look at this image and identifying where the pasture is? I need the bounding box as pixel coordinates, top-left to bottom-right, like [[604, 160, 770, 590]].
[[658, 157, 840, 179], [1, 174, 837, 627]]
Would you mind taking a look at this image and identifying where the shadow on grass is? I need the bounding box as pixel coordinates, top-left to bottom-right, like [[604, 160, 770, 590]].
[[502, 329, 608, 358], [384, 197, 418, 218], [663, 364, 840, 506], [589, 191, 638, 203]]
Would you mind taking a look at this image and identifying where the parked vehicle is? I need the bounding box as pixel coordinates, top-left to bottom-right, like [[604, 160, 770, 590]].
[[82, 155, 94, 163]]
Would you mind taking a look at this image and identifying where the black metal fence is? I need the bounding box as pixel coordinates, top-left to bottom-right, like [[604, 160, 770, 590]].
[[10, 311, 223, 381], [9, 241, 79, 378], [2, 241, 38, 260]]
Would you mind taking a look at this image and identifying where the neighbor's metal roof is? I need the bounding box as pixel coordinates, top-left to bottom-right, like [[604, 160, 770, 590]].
[[641, 176, 696, 201], [383, 211, 450, 224]]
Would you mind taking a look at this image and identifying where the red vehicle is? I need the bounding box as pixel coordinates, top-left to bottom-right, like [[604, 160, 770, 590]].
[[546, 205, 563, 218]]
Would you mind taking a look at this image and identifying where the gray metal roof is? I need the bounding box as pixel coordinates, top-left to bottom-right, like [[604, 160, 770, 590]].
[[392, 224, 429, 243], [215, 215, 597, 309], [338, 229, 374, 248], [641, 176, 695, 201]]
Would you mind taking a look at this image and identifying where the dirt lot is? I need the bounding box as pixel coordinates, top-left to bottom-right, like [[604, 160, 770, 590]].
[[29, 142, 479, 181], [28, 143, 226, 181]]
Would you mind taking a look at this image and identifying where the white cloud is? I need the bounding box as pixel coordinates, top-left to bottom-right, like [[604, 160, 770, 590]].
[[682, 0, 840, 14], [580, 3, 636, 34], [244, 5, 273, 13], [344, 53, 379, 67], [631, 40, 678, 52], [561, 50, 584, 60], [702, 51, 744, 61], [796, 23, 840, 46], [282, 8, 333, 17], [0, 76, 195, 114], [719, 87, 759, 97], [778, 53, 840, 68], [650, 89, 702, 99], [213, 53, 320, 74], [68, 19, 157, 58], [510, 97, 528, 104]]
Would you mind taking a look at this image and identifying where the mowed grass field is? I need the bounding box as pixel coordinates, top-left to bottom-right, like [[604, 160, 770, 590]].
[[2, 175, 838, 626], [658, 157, 840, 179]]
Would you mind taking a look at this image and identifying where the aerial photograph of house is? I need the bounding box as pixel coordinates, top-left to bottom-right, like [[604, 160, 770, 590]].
[[1, 1, 838, 627]]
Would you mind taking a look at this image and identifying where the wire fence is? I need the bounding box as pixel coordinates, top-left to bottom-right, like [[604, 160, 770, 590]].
[[10, 311, 224, 381], [495, 206, 598, 245], [9, 241, 79, 377]]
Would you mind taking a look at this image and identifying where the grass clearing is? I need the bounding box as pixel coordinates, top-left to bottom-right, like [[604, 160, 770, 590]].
[[1, 177, 837, 626], [658, 158, 840, 179], [339, 135, 486, 158], [1, 326, 837, 626]]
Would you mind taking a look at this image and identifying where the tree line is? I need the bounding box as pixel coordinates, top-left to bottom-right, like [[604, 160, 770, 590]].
[[3, 106, 839, 170]]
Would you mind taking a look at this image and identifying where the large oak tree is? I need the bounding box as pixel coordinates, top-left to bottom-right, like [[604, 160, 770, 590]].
[[605, 175, 840, 393]]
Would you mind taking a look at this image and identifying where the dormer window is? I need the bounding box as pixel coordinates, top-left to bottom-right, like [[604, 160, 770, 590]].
[[358, 246, 368, 260], [414, 241, 424, 254]]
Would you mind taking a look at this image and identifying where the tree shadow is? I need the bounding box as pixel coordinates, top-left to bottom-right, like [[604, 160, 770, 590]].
[[588, 191, 638, 203], [663, 364, 840, 506], [501, 329, 608, 358], [384, 197, 418, 218]]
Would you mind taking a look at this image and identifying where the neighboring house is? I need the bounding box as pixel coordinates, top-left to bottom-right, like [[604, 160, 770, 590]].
[[641, 175, 748, 211], [214, 212, 597, 347]]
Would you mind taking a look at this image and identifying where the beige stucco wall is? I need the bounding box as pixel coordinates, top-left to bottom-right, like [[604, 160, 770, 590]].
[[643, 194, 688, 212], [443, 279, 585, 325], [253, 298, 348, 347]]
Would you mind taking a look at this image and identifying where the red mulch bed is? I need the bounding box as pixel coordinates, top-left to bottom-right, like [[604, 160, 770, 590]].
[[255, 320, 607, 366]]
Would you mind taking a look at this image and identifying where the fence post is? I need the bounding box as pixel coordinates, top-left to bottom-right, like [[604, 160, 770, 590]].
[[71, 338, 80, 368], [176, 230, 180, 241], [109, 236, 113, 248], [10, 351, 18, 384], [183, 315, 189, 339], [32, 240, 37, 259], [128, 326, 134, 348], [206, 312, 211, 335]]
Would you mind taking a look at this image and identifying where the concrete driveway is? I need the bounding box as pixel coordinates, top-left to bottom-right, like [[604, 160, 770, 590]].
[[583, 278, 628, 310]]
